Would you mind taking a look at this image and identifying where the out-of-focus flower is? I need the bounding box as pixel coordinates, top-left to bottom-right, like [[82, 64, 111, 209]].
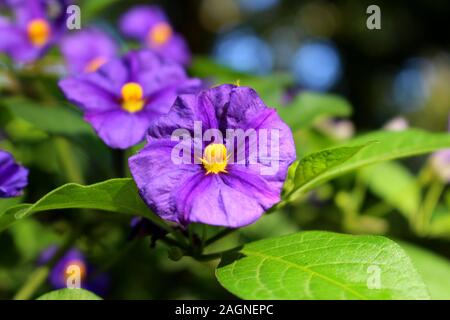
[[59, 49, 202, 149], [38, 246, 109, 296], [0, 0, 68, 63], [315, 118, 355, 140], [119, 5, 191, 66], [129, 84, 296, 228], [431, 149, 450, 183], [60, 28, 118, 74], [383, 116, 409, 131], [0, 149, 28, 198]]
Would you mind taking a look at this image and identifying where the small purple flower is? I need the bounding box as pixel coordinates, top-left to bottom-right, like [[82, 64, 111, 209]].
[[0, 0, 68, 63], [59, 49, 202, 149], [38, 246, 109, 296], [129, 84, 296, 228], [384, 116, 409, 131], [0, 149, 28, 198], [119, 5, 191, 66], [60, 28, 119, 74]]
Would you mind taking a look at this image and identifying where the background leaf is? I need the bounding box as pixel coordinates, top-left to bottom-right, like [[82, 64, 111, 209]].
[[289, 129, 450, 198], [0, 178, 163, 232], [216, 231, 429, 300], [37, 288, 102, 300], [278, 92, 353, 130], [359, 161, 420, 219], [400, 242, 450, 299]]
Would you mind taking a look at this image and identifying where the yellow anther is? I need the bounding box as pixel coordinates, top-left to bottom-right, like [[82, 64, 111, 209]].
[[200, 143, 229, 174], [148, 22, 173, 46], [27, 19, 51, 47], [121, 82, 145, 113]]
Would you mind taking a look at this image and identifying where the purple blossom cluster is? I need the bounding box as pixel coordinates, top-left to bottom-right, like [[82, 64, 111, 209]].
[[1, 2, 297, 228]]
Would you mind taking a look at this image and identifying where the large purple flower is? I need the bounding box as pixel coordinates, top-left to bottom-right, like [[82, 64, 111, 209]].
[[38, 246, 109, 296], [119, 5, 191, 66], [129, 84, 296, 228], [60, 28, 118, 74], [0, 149, 28, 198], [0, 0, 68, 63], [59, 49, 202, 149]]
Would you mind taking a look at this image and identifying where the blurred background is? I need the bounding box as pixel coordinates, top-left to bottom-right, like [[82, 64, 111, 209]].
[[1, 0, 450, 300], [120, 0, 450, 131]]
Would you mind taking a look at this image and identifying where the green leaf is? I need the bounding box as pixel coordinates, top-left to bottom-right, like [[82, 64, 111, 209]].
[[216, 231, 429, 300], [360, 162, 420, 218], [290, 129, 450, 197], [2, 98, 92, 136], [37, 288, 102, 300], [0, 178, 163, 232], [294, 144, 370, 190], [278, 92, 353, 130], [400, 242, 450, 299]]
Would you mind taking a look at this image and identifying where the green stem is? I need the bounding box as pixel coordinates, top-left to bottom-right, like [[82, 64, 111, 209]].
[[416, 179, 445, 235], [54, 137, 85, 184], [13, 267, 50, 300]]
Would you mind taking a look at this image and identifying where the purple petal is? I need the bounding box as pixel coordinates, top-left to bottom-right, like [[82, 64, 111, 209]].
[[0, 150, 28, 198], [85, 110, 154, 149], [119, 5, 167, 40], [60, 28, 118, 74], [129, 139, 202, 224]]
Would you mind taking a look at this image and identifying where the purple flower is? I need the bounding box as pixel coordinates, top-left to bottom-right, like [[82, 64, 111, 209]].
[[0, 0, 68, 63], [60, 28, 119, 74], [0, 149, 28, 198], [59, 49, 202, 149], [119, 5, 191, 66], [129, 84, 296, 228], [38, 246, 109, 296]]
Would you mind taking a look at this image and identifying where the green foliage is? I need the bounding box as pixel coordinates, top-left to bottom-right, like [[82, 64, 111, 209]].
[[1, 98, 91, 137], [216, 231, 429, 300], [288, 129, 450, 198], [400, 242, 450, 299], [0, 179, 162, 232], [37, 288, 102, 300], [360, 162, 420, 219], [278, 92, 353, 130]]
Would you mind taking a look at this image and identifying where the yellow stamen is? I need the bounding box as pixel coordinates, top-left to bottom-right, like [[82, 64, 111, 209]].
[[148, 22, 173, 46], [27, 19, 51, 47], [201, 143, 229, 174], [84, 56, 107, 73], [64, 260, 87, 281], [121, 82, 145, 113]]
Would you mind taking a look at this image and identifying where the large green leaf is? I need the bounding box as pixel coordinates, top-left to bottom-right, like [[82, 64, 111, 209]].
[[37, 288, 101, 300], [216, 231, 429, 300], [278, 92, 353, 130], [360, 162, 420, 219], [400, 242, 450, 299], [289, 129, 450, 198], [0, 178, 162, 232]]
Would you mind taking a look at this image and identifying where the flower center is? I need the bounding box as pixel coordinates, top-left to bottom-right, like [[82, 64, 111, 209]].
[[121, 82, 145, 113], [27, 19, 51, 47], [148, 22, 172, 46], [84, 56, 107, 73], [201, 143, 228, 175], [64, 259, 87, 281]]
